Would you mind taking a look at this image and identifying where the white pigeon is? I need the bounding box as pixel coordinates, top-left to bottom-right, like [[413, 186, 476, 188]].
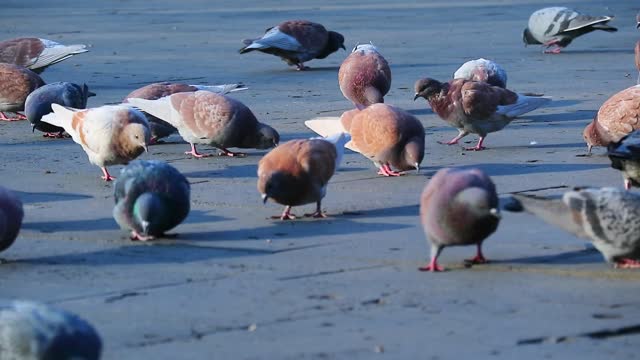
[[453, 58, 507, 88]]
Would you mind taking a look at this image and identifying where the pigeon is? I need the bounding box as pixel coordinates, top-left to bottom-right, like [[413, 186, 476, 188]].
[[305, 104, 424, 176], [419, 168, 500, 272], [0, 37, 88, 73], [637, 12, 640, 29], [583, 85, 640, 153], [113, 160, 190, 241], [257, 133, 349, 220], [0, 186, 23, 254], [41, 104, 150, 181], [127, 90, 279, 158], [504, 187, 640, 268], [0, 63, 45, 121], [522, 7, 617, 54], [414, 78, 550, 150], [25, 82, 95, 138], [635, 40, 640, 85], [338, 43, 391, 109], [608, 130, 640, 190], [453, 58, 507, 88], [0, 301, 102, 360], [123, 82, 248, 144], [239, 20, 345, 70]]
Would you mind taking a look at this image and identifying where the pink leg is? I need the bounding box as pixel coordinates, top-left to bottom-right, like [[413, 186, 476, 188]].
[[465, 243, 488, 264], [543, 46, 563, 54], [625, 179, 632, 190], [438, 130, 468, 145], [101, 167, 116, 182], [614, 258, 640, 269], [218, 148, 246, 157], [130, 231, 155, 241], [305, 201, 327, 218], [542, 39, 560, 47], [149, 136, 158, 145], [185, 144, 212, 158], [377, 164, 402, 177], [296, 63, 309, 71], [272, 206, 297, 220], [43, 132, 66, 138], [0, 112, 24, 121], [419, 245, 445, 272], [464, 136, 487, 151]]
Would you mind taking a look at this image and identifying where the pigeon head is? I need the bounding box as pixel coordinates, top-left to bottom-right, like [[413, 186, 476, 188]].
[[413, 78, 443, 101], [522, 28, 541, 46], [317, 31, 346, 59], [81, 83, 96, 104], [259, 171, 298, 205], [455, 187, 501, 220], [583, 120, 605, 154], [254, 124, 280, 149], [133, 193, 172, 236], [123, 122, 151, 155], [400, 137, 425, 172]]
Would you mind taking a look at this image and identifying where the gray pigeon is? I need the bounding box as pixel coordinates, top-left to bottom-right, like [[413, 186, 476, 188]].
[[453, 58, 507, 88], [338, 43, 391, 109], [522, 7, 617, 54], [0, 300, 102, 359], [608, 130, 640, 190], [504, 188, 640, 268], [25, 82, 95, 138], [0, 186, 23, 254], [113, 160, 190, 241]]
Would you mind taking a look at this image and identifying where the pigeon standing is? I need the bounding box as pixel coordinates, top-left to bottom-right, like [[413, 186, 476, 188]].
[[305, 104, 424, 176], [127, 90, 279, 158], [504, 188, 640, 268], [239, 20, 345, 70], [25, 82, 95, 137], [0, 301, 102, 360], [414, 78, 550, 150], [123, 82, 248, 144], [258, 133, 349, 220], [453, 58, 507, 88], [583, 85, 640, 153], [113, 160, 190, 241], [0, 186, 23, 255], [0, 63, 44, 121], [608, 130, 640, 190], [0, 37, 88, 73], [338, 43, 391, 109], [522, 7, 617, 54], [419, 168, 500, 272], [41, 104, 150, 181]]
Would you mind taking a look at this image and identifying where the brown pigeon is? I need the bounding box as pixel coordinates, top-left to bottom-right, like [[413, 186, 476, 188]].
[[338, 44, 391, 109], [305, 104, 424, 176], [583, 85, 640, 153], [127, 91, 279, 158], [608, 130, 640, 190], [0, 186, 23, 254], [419, 168, 500, 272], [414, 78, 550, 150], [0, 37, 88, 73], [0, 63, 44, 121], [239, 20, 345, 70], [257, 133, 349, 220], [41, 104, 150, 181]]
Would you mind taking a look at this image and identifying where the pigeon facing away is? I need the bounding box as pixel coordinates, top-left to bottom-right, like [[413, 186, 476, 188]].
[[257, 133, 349, 220], [414, 78, 550, 150], [305, 104, 424, 176], [127, 90, 279, 158], [338, 43, 391, 109], [123, 82, 248, 144], [0, 37, 88, 73], [419, 168, 500, 272], [453, 58, 507, 88], [25, 82, 95, 137], [41, 104, 150, 181], [114, 160, 190, 241], [504, 188, 640, 268], [0, 63, 44, 121], [0, 301, 102, 360], [583, 85, 640, 153], [239, 20, 345, 70], [0, 186, 23, 254], [608, 130, 640, 190], [522, 7, 617, 54]]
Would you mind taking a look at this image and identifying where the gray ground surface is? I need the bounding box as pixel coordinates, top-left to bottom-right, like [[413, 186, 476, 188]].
[[2, 0, 640, 358]]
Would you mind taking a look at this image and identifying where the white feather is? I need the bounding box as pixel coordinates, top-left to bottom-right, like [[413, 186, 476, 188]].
[[247, 27, 303, 51], [496, 95, 551, 118], [126, 96, 177, 127], [190, 83, 248, 94], [304, 116, 360, 153], [29, 39, 88, 70]]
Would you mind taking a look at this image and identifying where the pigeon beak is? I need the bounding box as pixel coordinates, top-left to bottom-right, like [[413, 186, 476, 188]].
[[88, 91, 97, 97], [31, 123, 36, 133], [413, 93, 420, 101], [489, 208, 502, 220], [586, 144, 592, 155], [414, 163, 420, 172], [262, 194, 269, 204], [141, 220, 150, 235], [143, 144, 149, 153], [340, 44, 346, 50]]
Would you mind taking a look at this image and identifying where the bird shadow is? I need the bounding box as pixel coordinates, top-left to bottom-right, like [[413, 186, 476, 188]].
[[391, 62, 459, 70], [183, 164, 258, 179], [305, 66, 341, 72], [518, 111, 594, 123], [457, 162, 608, 176], [493, 247, 601, 265], [14, 191, 92, 204], [562, 48, 633, 55], [538, 99, 582, 108], [341, 204, 419, 218]]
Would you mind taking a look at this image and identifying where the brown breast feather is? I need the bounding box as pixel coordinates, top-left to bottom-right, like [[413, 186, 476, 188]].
[[0, 38, 44, 68], [597, 86, 640, 142], [298, 139, 337, 186], [350, 105, 402, 160], [0, 63, 44, 108], [278, 20, 328, 52], [459, 80, 518, 119], [339, 51, 391, 105], [124, 82, 196, 101]]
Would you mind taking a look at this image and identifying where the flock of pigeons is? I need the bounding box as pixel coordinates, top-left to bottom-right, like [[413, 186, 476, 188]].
[[0, 5, 639, 359]]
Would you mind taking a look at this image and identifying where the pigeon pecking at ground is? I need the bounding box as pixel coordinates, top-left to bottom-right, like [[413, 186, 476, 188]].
[[0, 63, 45, 121]]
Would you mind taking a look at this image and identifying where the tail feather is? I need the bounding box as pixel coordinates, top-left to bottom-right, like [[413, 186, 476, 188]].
[[504, 193, 587, 238], [190, 83, 248, 94], [321, 132, 351, 170], [40, 103, 75, 129], [29, 44, 88, 69], [126, 97, 177, 127], [498, 95, 551, 118], [304, 117, 359, 153]]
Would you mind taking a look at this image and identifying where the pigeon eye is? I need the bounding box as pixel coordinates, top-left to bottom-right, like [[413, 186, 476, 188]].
[[135, 135, 139, 139]]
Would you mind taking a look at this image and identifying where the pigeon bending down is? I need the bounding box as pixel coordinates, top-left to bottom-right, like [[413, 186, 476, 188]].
[[0, 301, 102, 360], [522, 7, 617, 54], [123, 82, 248, 144], [113, 160, 190, 241], [127, 90, 279, 158], [338, 43, 391, 109], [0, 63, 44, 121], [239, 20, 345, 70], [608, 130, 640, 190], [414, 78, 550, 150], [0, 186, 23, 254], [504, 188, 640, 268], [0, 37, 88, 73], [25, 82, 95, 138], [305, 104, 424, 176], [41, 104, 150, 181], [453, 58, 507, 88], [419, 168, 500, 272], [257, 133, 349, 220], [583, 85, 640, 153]]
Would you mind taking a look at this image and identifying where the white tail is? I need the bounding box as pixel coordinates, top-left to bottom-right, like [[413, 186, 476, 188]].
[[191, 83, 248, 95], [30, 41, 88, 70], [40, 103, 76, 129], [126, 97, 178, 127], [497, 95, 551, 118], [304, 116, 359, 153]]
